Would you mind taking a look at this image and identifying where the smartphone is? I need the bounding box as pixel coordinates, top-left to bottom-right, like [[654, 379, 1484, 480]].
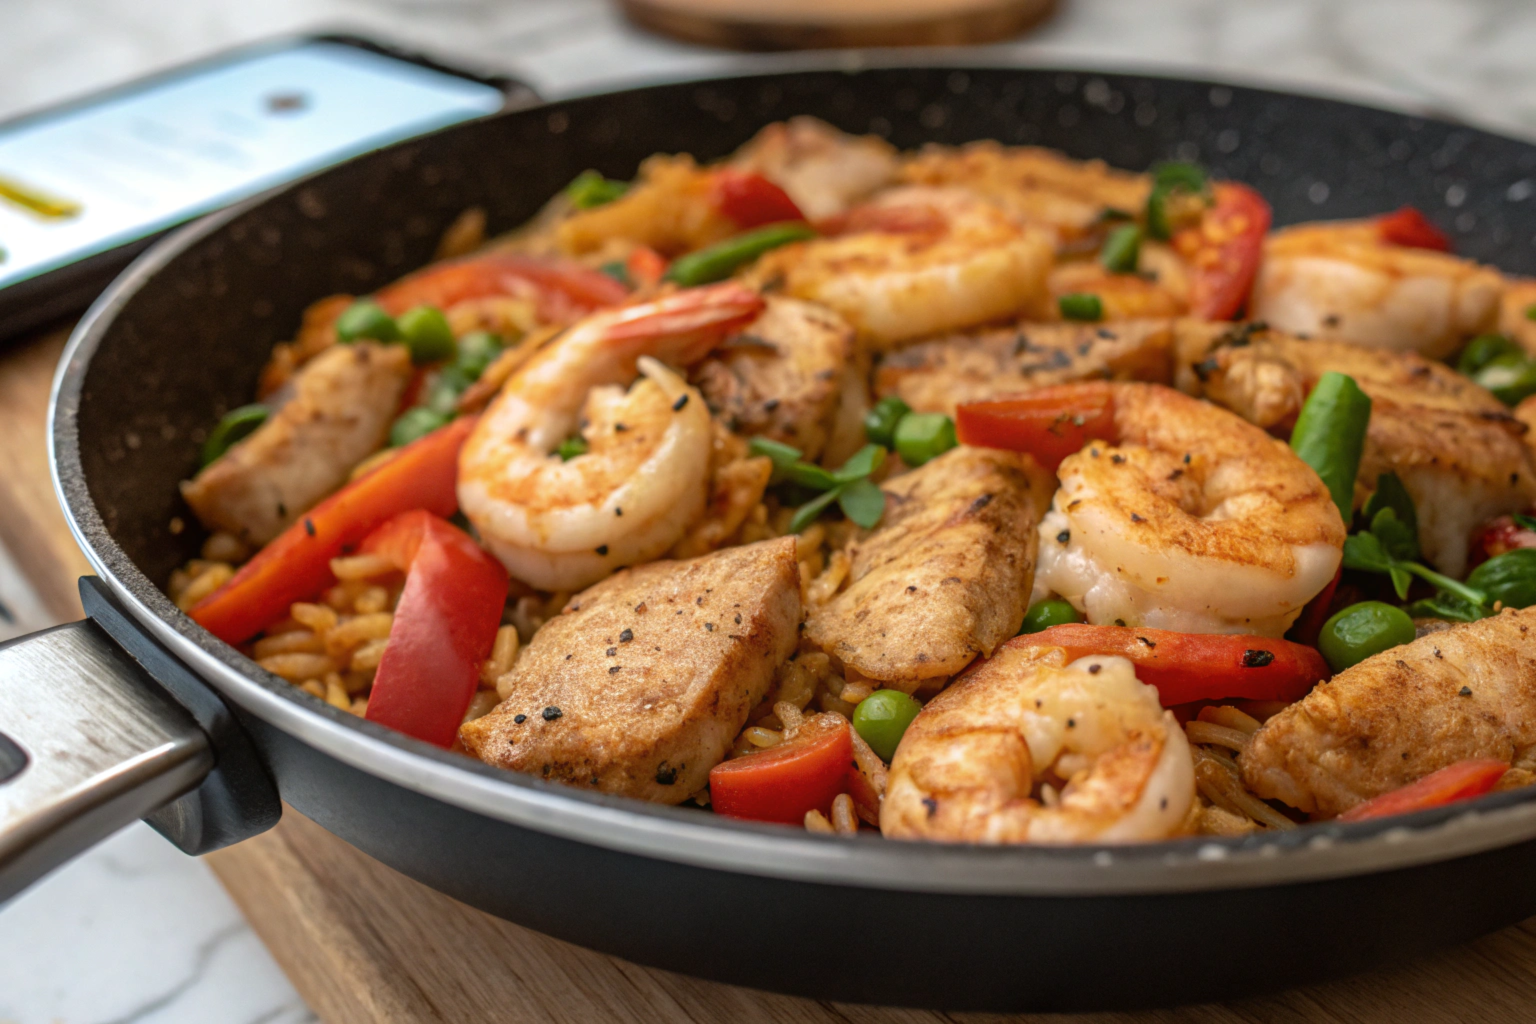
[[0, 34, 528, 342]]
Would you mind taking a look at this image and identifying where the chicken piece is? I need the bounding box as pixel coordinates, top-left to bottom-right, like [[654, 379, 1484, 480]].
[[805, 447, 1051, 685], [182, 342, 411, 546], [1249, 219, 1503, 359], [1242, 607, 1536, 818], [900, 141, 1151, 244], [1176, 323, 1536, 577], [691, 296, 852, 461], [875, 319, 1175, 415], [460, 537, 802, 803], [729, 116, 898, 222], [556, 154, 736, 258]]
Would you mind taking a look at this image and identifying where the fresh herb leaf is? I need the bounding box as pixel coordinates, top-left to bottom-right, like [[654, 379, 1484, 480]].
[[833, 444, 886, 484], [785, 462, 838, 491], [1467, 548, 1536, 610], [788, 487, 842, 534], [1369, 506, 1419, 563], [1405, 593, 1489, 623], [837, 477, 886, 528], [1514, 513, 1536, 532], [1363, 472, 1417, 534]]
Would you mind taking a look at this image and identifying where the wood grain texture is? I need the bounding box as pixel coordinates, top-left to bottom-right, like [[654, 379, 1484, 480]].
[[6, 324, 1536, 1020], [618, 0, 1056, 50]]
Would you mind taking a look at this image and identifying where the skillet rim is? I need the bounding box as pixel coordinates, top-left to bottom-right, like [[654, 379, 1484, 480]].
[[47, 59, 1536, 897]]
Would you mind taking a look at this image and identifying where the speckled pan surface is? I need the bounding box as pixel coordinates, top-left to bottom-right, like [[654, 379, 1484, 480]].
[[47, 62, 1536, 897]]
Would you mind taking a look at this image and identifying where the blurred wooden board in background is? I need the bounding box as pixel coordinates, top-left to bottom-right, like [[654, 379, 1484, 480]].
[[6, 323, 1536, 1021], [618, 0, 1057, 50]]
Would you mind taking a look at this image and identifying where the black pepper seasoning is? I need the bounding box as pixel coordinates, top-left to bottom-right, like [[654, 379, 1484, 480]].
[[672, 394, 689, 411], [542, 706, 562, 720], [513, 714, 527, 724], [620, 628, 633, 642]]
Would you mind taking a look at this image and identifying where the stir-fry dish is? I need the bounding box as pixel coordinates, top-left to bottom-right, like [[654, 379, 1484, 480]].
[[170, 117, 1536, 844]]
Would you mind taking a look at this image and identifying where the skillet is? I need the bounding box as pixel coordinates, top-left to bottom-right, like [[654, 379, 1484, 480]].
[[7, 59, 1536, 1012]]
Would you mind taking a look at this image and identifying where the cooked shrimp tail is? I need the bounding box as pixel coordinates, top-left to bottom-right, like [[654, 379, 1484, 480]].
[[458, 284, 765, 592]]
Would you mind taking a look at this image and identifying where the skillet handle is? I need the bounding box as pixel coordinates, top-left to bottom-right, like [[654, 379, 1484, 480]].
[[0, 620, 212, 902]]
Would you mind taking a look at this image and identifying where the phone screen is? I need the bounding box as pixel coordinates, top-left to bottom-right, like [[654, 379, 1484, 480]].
[[0, 40, 505, 291]]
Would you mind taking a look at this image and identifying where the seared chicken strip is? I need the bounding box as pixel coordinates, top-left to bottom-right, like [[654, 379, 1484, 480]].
[[805, 446, 1051, 685], [729, 116, 899, 222], [460, 538, 802, 803], [875, 319, 1175, 415], [182, 342, 411, 546], [1177, 323, 1536, 577], [692, 296, 852, 461], [1243, 607, 1536, 818]]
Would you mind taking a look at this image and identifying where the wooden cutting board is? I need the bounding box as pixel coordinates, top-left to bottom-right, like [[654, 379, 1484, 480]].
[[8, 323, 1536, 1021], [618, 0, 1057, 50]]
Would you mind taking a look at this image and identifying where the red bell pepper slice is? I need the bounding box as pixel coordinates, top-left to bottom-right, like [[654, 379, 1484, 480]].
[[955, 382, 1117, 473], [373, 253, 629, 323], [1338, 759, 1507, 823], [711, 170, 806, 229], [1376, 205, 1452, 252], [189, 416, 475, 646], [624, 245, 668, 289], [710, 714, 853, 825], [1174, 182, 1272, 320], [360, 510, 508, 747], [1011, 624, 1330, 706]]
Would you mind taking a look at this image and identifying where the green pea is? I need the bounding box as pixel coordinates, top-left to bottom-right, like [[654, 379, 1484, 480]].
[[335, 299, 400, 343], [423, 365, 475, 416], [852, 689, 923, 762], [894, 412, 957, 467], [566, 170, 629, 209], [1289, 371, 1372, 523], [1456, 333, 1521, 376], [1473, 352, 1536, 406], [1099, 224, 1142, 274], [454, 331, 503, 380], [201, 404, 269, 466], [1058, 293, 1103, 322], [1318, 601, 1416, 672], [390, 407, 450, 448], [397, 305, 456, 364], [1020, 598, 1083, 634], [864, 395, 911, 448], [665, 223, 817, 287], [556, 436, 589, 461]]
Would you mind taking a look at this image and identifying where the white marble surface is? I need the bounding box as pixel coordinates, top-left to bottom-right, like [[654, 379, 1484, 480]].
[[5, 1, 1536, 1021]]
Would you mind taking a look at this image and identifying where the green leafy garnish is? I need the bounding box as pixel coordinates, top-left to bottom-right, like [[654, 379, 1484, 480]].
[[754, 438, 888, 533], [556, 436, 589, 461]]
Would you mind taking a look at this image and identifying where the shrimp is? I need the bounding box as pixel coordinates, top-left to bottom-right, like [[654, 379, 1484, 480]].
[[882, 641, 1194, 844], [1250, 219, 1503, 359], [457, 283, 765, 592], [899, 141, 1151, 245], [1047, 241, 1191, 320], [1176, 323, 1536, 577], [1033, 383, 1345, 637], [743, 186, 1054, 349]]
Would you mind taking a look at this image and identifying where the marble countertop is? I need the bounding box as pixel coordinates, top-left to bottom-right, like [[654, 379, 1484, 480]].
[[4, 1, 1536, 1021]]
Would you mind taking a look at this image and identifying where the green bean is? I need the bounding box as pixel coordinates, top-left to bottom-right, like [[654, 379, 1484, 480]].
[[1289, 371, 1372, 523], [1099, 224, 1142, 274], [664, 223, 816, 287], [864, 395, 911, 448], [201, 405, 269, 465], [1058, 293, 1103, 322], [1146, 161, 1209, 240], [894, 413, 957, 467]]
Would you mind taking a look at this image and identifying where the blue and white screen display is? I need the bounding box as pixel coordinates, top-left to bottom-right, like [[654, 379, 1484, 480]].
[[0, 41, 505, 288]]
